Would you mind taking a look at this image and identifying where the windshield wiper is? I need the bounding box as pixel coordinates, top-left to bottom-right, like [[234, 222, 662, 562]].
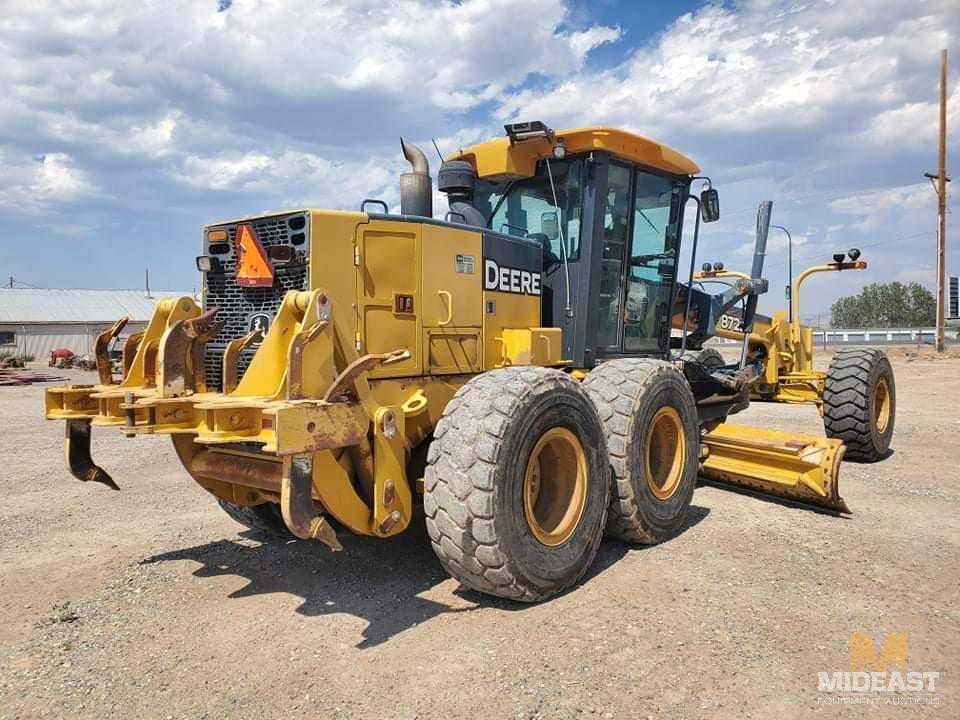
[[636, 207, 660, 234], [486, 181, 515, 228]]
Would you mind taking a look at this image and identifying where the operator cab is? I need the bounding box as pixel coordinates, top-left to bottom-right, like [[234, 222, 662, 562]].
[[443, 123, 719, 367]]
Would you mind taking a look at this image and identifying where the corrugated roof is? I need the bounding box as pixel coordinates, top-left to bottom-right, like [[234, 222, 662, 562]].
[[0, 289, 197, 323]]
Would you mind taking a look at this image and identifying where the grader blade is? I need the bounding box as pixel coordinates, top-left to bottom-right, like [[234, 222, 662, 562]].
[[700, 423, 849, 513]]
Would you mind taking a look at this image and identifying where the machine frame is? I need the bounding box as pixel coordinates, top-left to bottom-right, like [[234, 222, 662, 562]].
[[41, 123, 895, 601]]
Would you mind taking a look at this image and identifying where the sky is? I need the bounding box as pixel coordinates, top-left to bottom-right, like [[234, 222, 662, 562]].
[[1, 0, 958, 320]]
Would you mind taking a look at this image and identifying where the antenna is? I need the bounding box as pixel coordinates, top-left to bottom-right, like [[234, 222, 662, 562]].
[[145, 268, 152, 298], [431, 138, 444, 164]]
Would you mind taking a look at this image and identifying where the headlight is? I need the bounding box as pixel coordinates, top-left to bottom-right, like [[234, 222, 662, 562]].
[[196, 256, 222, 273]]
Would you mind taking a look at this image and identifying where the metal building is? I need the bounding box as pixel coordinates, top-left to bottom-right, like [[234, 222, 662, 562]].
[[0, 289, 194, 361], [950, 276, 958, 319]]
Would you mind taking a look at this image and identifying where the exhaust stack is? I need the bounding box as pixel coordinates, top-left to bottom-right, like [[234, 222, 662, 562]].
[[399, 138, 432, 217]]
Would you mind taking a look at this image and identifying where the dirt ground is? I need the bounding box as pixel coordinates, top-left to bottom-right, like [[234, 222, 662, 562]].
[[1, 347, 957, 719]]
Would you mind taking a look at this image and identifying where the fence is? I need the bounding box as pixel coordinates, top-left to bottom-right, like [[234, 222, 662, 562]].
[[714, 327, 957, 346]]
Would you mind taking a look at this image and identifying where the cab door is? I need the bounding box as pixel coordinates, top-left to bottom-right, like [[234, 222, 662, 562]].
[[621, 172, 682, 353], [593, 161, 633, 349], [590, 160, 683, 358]]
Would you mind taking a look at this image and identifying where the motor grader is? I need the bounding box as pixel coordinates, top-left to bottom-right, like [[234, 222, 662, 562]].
[[44, 123, 895, 601]]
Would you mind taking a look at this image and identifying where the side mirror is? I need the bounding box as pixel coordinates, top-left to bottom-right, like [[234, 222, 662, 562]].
[[541, 211, 559, 241], [700, 187, 720, 223]]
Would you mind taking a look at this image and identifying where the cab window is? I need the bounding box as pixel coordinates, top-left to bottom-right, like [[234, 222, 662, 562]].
[[595, 162, 632, 347], [623, 172, 680, 352], [476, 158, 583, 260]]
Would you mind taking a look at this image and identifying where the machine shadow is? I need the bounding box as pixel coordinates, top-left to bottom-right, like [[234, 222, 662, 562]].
[[143, 511, 469, 649], [451, 504, 711, 606], [697, 476, 850, 516], [142, 505, 711, 647], [579, 502, 709, 579]]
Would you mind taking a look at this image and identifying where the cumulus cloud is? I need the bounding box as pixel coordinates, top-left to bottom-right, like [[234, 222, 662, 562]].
[[177, 148, 394, 209], [495, 1, 958, 149], [734, 229, 808, 257], [0, 0, 618, 220], [490, 0, 957, 310], [0, 0, 957, 308], [32, 153, 91, 198], [830, 183, 933, 216], [827, 182, 936, 233], [861, 88, 960, 150], [0, 150, 95, 211], [0, 0, 618, 146]]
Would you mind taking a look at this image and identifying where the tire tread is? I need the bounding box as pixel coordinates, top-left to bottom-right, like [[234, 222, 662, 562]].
[[823, 347, 894, 462], [424, 367, 607, 602], [582, 358, 698, 544]]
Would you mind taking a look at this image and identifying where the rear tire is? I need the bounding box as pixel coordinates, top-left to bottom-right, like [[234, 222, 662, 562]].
[[216, 498, 292, 538], [424, 367, 609, 602], [582, 359, 699, 544], [823, 348, 895, 462]]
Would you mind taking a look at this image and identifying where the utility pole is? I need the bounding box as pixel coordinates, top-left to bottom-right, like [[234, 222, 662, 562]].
[[925, 49, 949, 352], [938, 49, 948, 352]]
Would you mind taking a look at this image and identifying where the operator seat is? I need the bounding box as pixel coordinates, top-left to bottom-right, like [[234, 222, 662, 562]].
[[528, 233, 560, 267]]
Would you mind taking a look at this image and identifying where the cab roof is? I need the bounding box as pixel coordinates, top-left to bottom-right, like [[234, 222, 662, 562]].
[[450, 126, 700, 180]]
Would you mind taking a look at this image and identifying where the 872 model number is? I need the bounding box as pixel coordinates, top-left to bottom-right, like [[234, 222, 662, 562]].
[[719, 314, 743, 332]]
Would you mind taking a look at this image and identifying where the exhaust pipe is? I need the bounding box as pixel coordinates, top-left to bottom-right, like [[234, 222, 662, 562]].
[[399, 138, 432, 217]]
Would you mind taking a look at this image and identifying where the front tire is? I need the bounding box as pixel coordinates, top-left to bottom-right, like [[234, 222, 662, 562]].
[[216, 498, 292, 538], [679, 347, 727, 432], [424, 367, 609, 602], [680, 347, 724, 369], [823, 348, 895, 462], [582, 359, 699, 544]]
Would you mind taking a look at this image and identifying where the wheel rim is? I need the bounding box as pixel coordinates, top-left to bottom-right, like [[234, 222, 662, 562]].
[[644, 406, 685, 501], [523, 427, 588, 547], [874, 376, 891, 434]]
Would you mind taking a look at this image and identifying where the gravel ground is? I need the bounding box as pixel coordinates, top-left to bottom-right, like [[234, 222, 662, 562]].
[[1, 348, 958, 719]]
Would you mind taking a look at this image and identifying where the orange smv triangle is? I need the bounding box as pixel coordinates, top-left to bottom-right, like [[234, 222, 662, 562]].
[[234, 223, 274, 287]]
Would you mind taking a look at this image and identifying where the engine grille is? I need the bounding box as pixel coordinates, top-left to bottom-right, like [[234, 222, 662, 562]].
[[203, 212, 310, 390]]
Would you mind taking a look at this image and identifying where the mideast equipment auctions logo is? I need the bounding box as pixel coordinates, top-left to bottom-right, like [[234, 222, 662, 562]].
[[817, 632, 941, 706]]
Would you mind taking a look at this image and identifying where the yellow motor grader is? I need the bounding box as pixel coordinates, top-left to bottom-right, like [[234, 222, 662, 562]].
[[44, 123, 894, 601], [685, 254, 895, 508]]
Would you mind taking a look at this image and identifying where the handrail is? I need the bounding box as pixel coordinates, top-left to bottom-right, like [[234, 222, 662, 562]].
[[361, 199, 389, 214], [791, 261, 866, 342], [437, 290, 453, 326]]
